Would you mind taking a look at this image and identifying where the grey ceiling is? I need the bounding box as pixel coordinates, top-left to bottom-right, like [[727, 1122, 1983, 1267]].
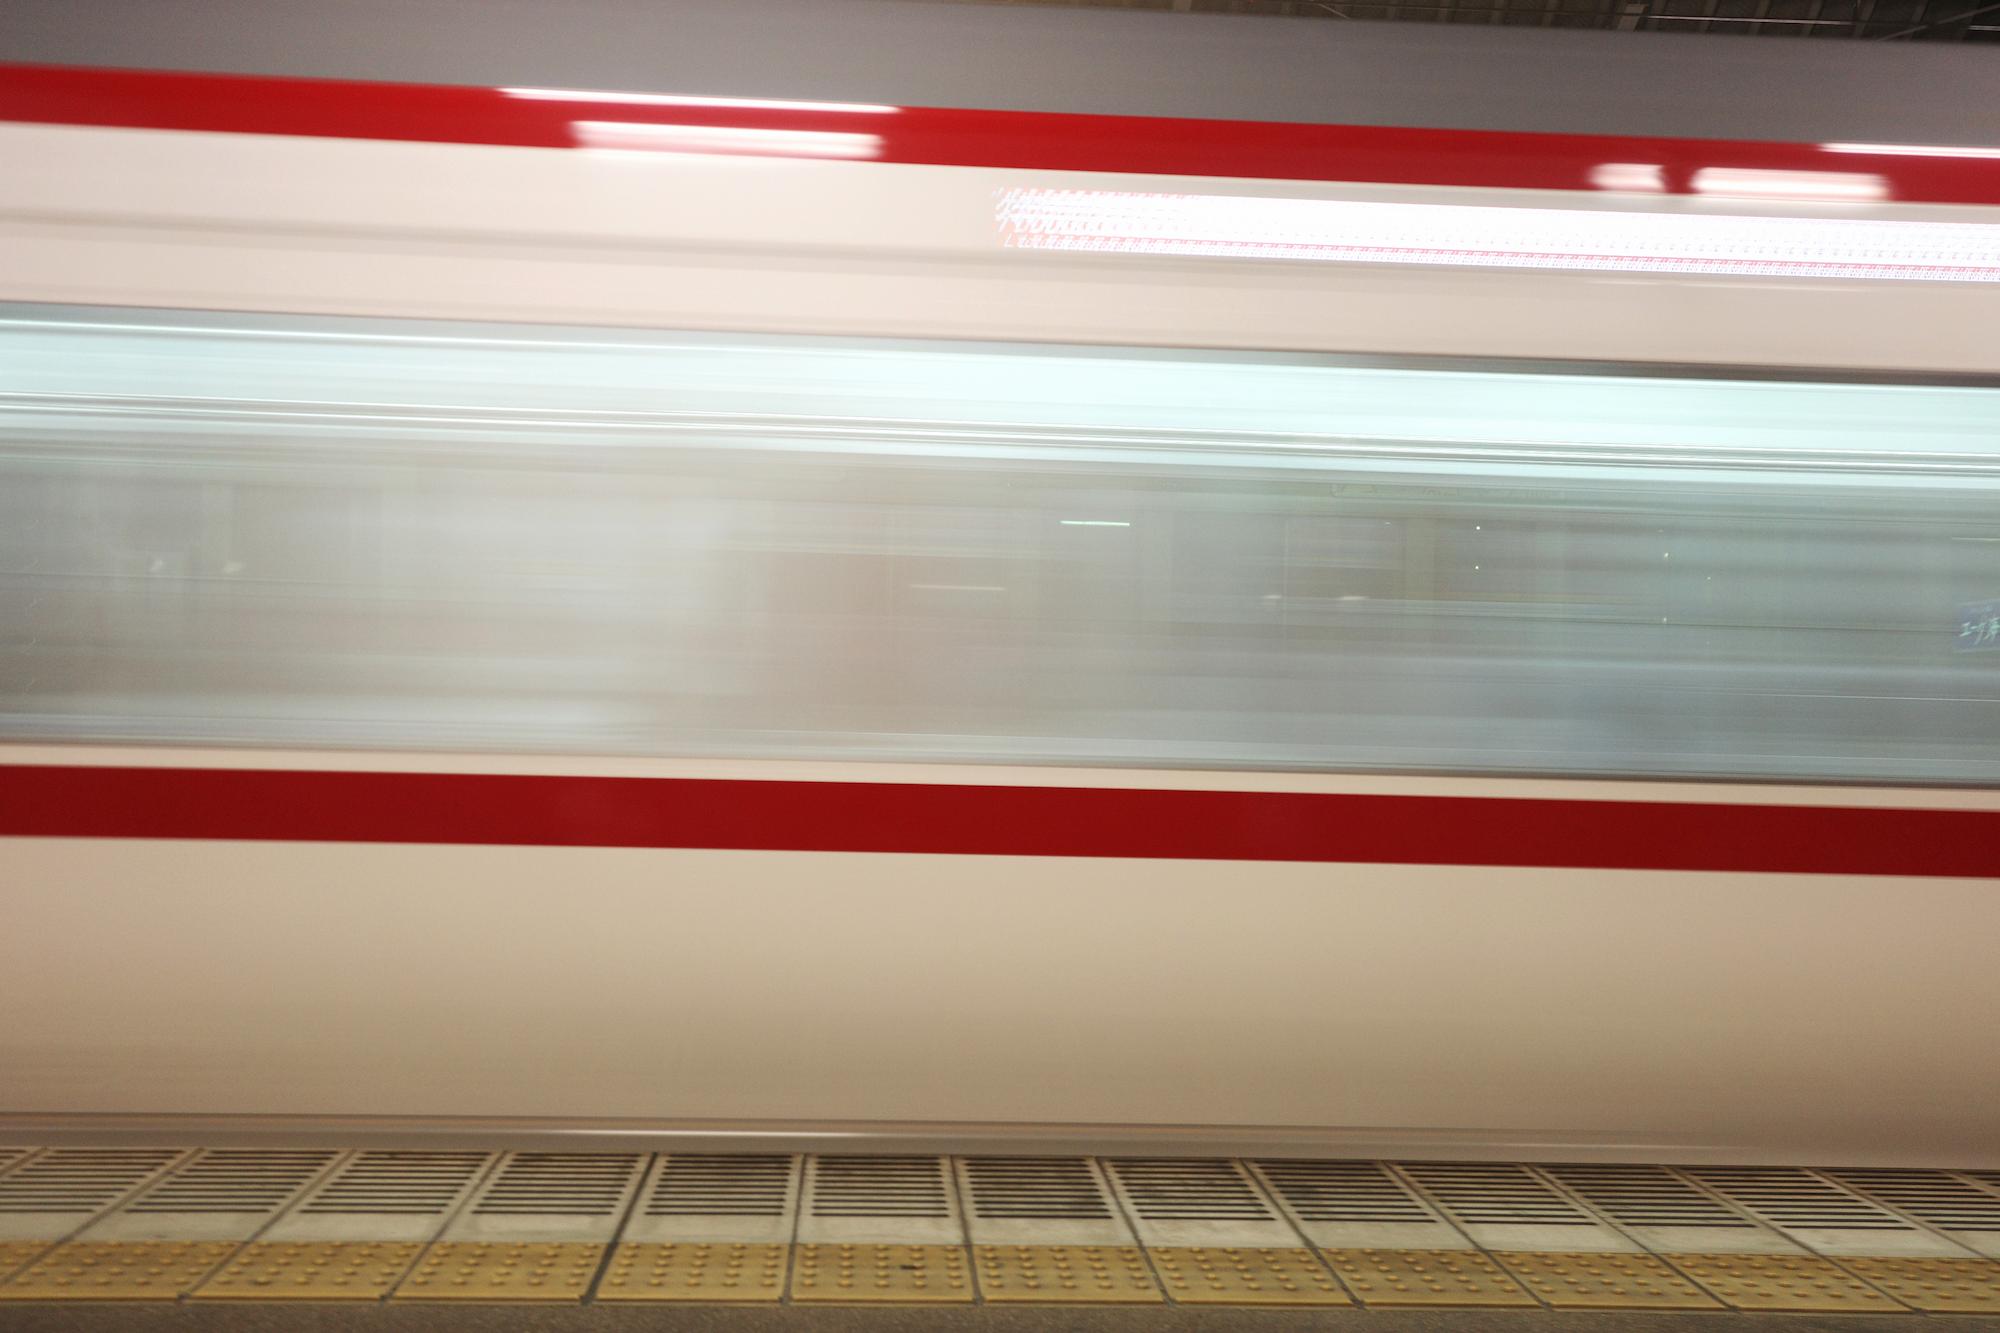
[[962, 0, 1997, 40]]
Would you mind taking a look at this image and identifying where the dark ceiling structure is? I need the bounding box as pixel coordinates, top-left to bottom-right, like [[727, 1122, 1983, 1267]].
[[966, 0, 1997, 40]]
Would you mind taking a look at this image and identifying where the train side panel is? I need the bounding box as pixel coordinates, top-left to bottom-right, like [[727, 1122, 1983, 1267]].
[[1, 122, 1995, 371], [3, 822, 1996, 1163], [3, 751, 1997, 1163]]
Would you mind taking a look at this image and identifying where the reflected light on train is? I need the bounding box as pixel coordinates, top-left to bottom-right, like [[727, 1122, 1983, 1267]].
[[570, 120, 885, 159], [1689, 166, 1890, 202], [1588, 162, 1666, 192], [994, 187, 2000, 280]]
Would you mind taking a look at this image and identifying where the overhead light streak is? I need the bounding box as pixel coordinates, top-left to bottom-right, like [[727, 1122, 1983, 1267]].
[[1821, 142, 2000, 160], [503, 87, 899, 115]]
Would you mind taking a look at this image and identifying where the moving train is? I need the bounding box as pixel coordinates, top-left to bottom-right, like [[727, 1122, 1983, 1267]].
[[1, 0, 1998, 1164]]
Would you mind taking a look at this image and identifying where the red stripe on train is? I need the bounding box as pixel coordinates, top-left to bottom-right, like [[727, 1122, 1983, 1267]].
[[0, 765, 1994, 877], [3, 62, 1998, 205]]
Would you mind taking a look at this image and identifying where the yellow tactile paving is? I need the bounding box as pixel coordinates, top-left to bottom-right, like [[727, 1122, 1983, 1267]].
[[0, 1244, 49, 1282], [1494, 1250, 1723, 1310], [1670, 1252, 1907, 1313], [1838, 1256, 2000, 1313], [973, 1244, 1161, 1303], [1147, 1246, 1349, 1305], [0, 1241, 238, 1301], [595, 1242, 787, 1302], [1324, 1247, 1538, 1307], [193, 1241, 425, 1301], [790, 1243, 973, 1303], [391, 1241, 604, 1303]]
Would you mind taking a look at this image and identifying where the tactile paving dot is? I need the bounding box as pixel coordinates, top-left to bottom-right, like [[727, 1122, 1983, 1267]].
[[193, 1241, 425, 1301], [790, 1244, 973, 1303], [1323, 1247, 1537, 1307], [1838, 1256, 2000, 1313], [1493, 1250, 1722, 1310], [1670, 1252, 1907, 1312], [0, 1241, 239, 1300], [595, 1242, 786, 1302], [392, 1241, 604, 1302], [1147, 1246, 1349, 1305], [0, 1244, 49, 1283], [974, 1244, 1161, 1303]]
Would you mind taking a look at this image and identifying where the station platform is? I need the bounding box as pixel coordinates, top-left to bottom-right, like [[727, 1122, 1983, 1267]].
[[1, 1147, 1998, 1327]]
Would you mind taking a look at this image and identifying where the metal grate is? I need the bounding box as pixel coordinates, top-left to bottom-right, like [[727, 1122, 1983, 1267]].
[[1255, 1160, 1432, 1223], [1399, 1163, 1590, 1225], [1687, 1168, 1916, 1231], [1829, 1171, 2000, 1232], [300, 1152, 490, 1216], [126, 1150, 336, 1214], [471, 1154, 641, 1217], [1109, 1160, 1272, 1220], [0, 1149, 183, 1214], [962, 1158, 1111, 1220], [809, 1157, 951, 1218], [644, 1156, 792, 1217], [1546, 1165, 1753, 1229]]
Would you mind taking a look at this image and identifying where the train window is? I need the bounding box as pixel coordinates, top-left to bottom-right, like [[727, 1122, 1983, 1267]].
[[2, 303, 1997, 782]]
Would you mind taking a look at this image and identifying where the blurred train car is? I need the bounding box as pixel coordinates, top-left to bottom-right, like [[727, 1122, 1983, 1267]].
[[1, 0, 1998, 1163]]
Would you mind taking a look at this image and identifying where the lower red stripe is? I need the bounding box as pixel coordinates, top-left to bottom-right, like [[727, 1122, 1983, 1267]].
[[0, 765, 1992, 878]]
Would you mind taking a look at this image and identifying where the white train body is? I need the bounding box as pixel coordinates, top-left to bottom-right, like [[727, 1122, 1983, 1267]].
[[1, 21, 1998, 1164]]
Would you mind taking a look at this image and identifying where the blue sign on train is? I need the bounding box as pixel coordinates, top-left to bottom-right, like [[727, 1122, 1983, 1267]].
[[1959, 600, 2000, 651]]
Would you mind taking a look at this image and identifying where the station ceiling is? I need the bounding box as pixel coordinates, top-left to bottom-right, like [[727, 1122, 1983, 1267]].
[[966, 0, 1998, 40]]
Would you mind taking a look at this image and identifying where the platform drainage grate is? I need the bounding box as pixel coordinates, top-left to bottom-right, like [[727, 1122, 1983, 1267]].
[[0, 1149, 183, 1216], [1688, 1168, 1917, 1232], [300, 1152, 490, 1216], [808, 1156, 952, 1219], [1828, 1170, 2000, 1232], [1546, 1165, 1754, 1230], [1257, 1160, 1434, 1223], [963, 1158, 1113, 1220], [645, 1156, 794, 1217], [1400, 1163, 1591, 1226], [127, 1150, 335, 1215], [1111, 1160, 1274, 1220], [472, 1154, 642, 1217]]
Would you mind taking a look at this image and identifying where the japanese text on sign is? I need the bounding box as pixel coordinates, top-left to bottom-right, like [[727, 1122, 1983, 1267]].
[[1958, 600, 2000, 651]]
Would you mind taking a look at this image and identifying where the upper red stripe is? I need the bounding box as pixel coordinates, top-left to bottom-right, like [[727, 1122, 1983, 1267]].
[[1, 765, 1994, 878], [3, 62, 1999, 205]]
